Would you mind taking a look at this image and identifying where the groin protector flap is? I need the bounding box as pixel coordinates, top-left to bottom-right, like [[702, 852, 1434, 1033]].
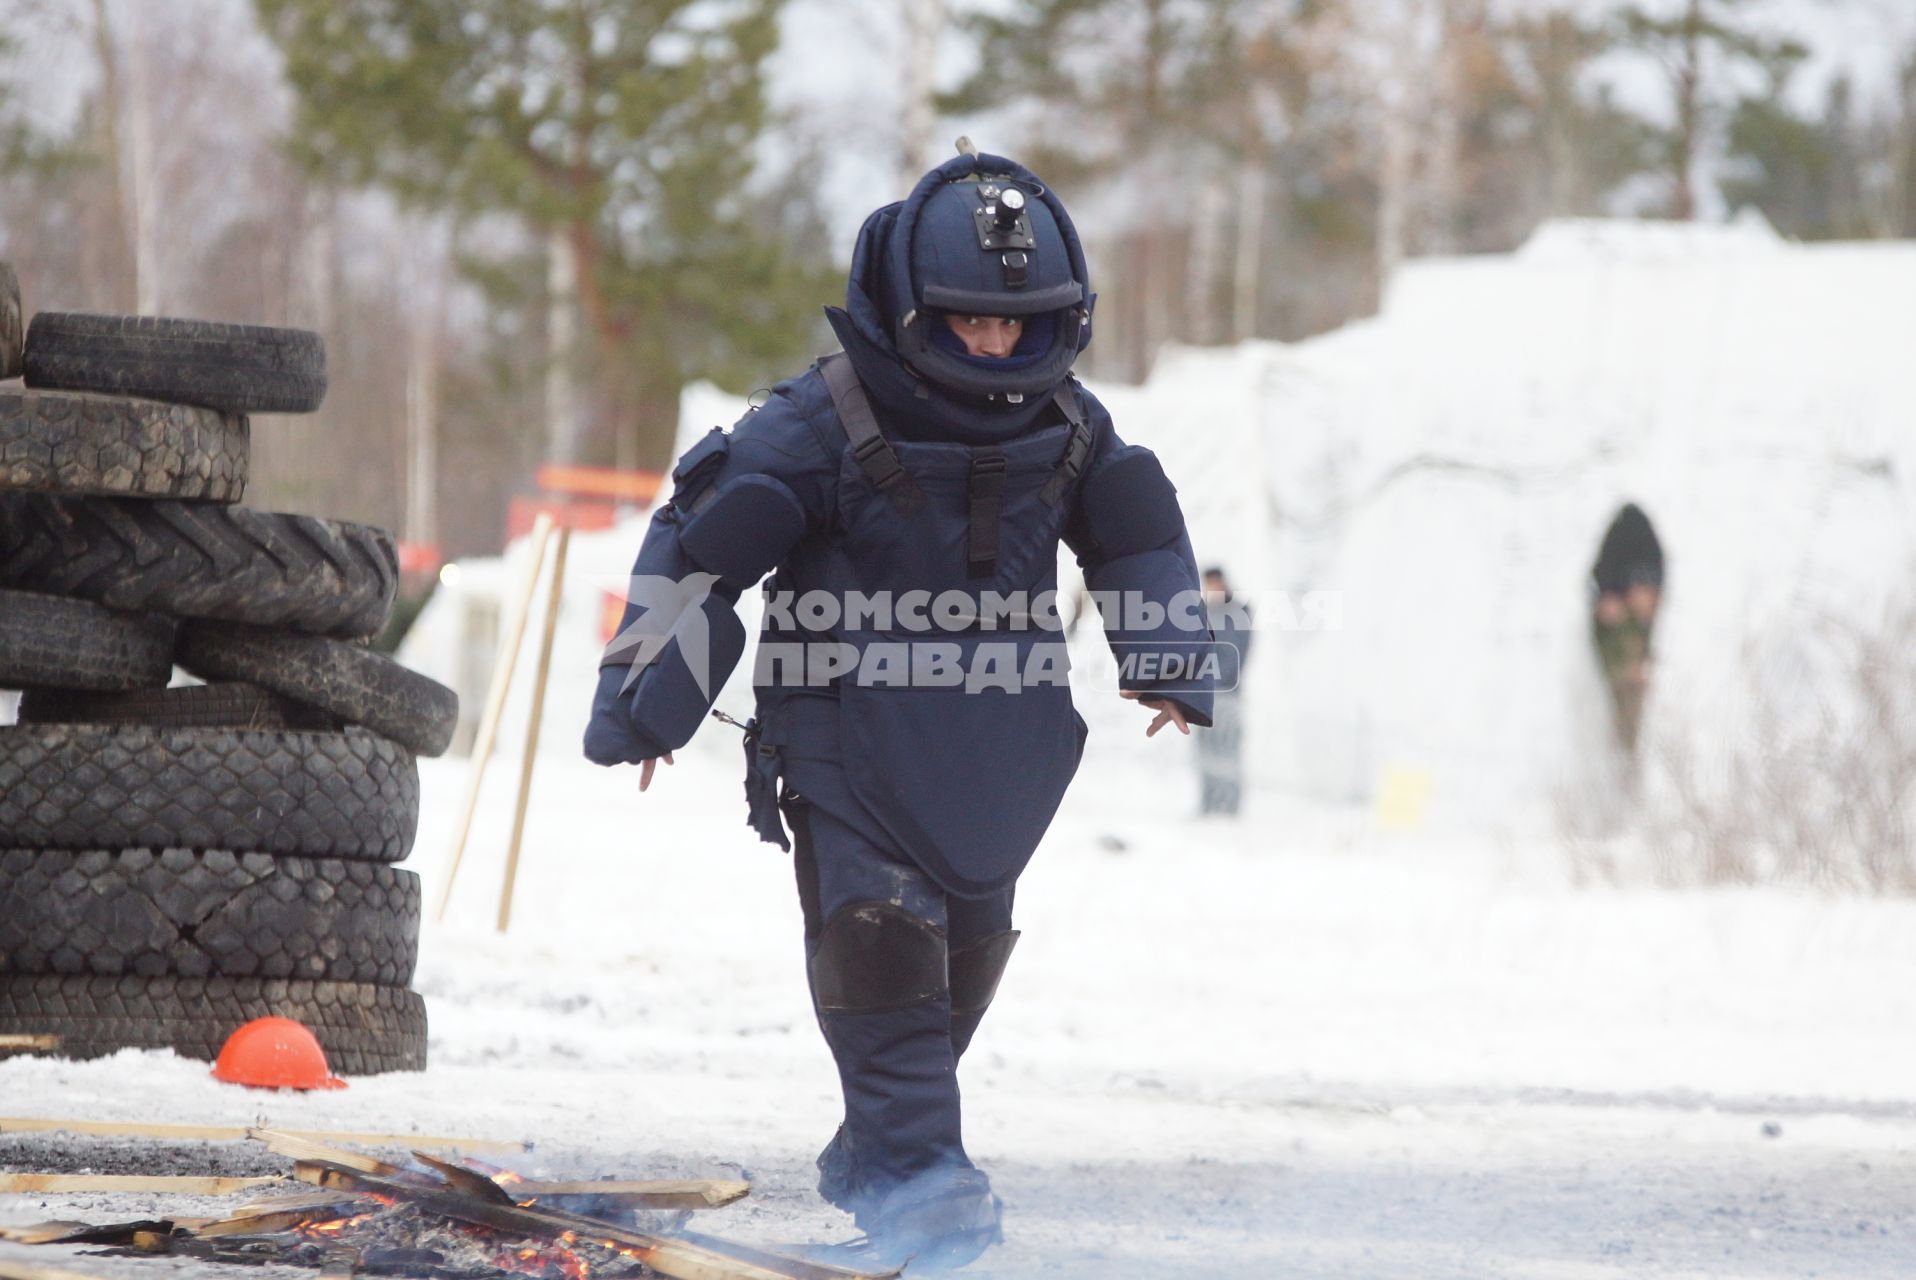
[[837, 638, 1086, 897]]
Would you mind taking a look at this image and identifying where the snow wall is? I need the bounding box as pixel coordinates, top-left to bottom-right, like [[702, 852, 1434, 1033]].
[[404, 217, 1916, 834]]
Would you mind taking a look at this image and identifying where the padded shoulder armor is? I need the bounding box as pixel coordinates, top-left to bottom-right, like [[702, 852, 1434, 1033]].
[[680, 474, 808, 592], [1080, 446, 1183, 558]]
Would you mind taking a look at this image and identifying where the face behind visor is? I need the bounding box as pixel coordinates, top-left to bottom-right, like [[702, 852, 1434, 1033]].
[[883, 154, 1094, 406]]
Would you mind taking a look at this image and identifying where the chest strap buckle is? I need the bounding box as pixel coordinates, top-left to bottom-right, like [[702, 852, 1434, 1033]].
[[968, 450, 1009, 578]]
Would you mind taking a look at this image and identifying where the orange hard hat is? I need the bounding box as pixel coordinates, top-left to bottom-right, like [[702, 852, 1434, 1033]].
[[213, 1017, 347, 1090]]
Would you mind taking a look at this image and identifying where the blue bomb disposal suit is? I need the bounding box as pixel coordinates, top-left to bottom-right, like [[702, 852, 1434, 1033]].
[[584, 152, 1217, 1268]]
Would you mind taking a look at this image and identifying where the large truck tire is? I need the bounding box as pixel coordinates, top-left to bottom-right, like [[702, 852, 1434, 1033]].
[[0, 974, 426, 1074], [0, 493, 396, 639], [0, 588, 174, 692], [0, 724, 419, 862], [23, 312, 325, 415], [0, 387, 248, 501], [0, 848, 419, 986], [17, 681, 339, 732], [177, 623, 458, 758]]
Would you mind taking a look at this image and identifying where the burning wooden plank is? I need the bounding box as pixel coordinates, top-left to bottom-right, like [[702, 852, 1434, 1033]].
[[0, 1174, 281, 1196], [194, 1202, 371, 1240], [248, 1128, 402, 1176], [444, 1150, 752, 1211], [126, 1230, 171, 1255], [0, 1227, 88, 1247], [411, 1152, 518, 1204], [230, 1189, 378, 1217], [293, 1160, 898, 1280], [0, 1221, 176, 1247], [0, 1117, 523, 1152], [515, 1179, 752, 1211], [253, 1131, 753, 1212]]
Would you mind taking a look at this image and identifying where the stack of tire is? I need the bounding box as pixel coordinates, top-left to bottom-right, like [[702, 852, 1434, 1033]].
[[0, 261, 456, 1075]]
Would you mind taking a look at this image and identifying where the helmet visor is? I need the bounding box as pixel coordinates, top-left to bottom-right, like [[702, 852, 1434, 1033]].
[[919, 279, 1083, 317]]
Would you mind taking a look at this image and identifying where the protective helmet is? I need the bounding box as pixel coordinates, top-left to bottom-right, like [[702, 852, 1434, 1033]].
[[212, 1016, 347, 1090], [882, 151, 1093, 406]]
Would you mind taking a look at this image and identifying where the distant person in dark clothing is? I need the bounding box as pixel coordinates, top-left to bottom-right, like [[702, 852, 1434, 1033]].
[[1590, 503, 1664, 752], [1198, 567, 1253, 814]]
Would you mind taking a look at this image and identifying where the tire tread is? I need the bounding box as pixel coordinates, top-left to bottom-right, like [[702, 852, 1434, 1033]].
[[23, 312, 326, 415], [0, 723, 419, 861], [0, 974, 425, 1074], [0, 494, 396, 638]]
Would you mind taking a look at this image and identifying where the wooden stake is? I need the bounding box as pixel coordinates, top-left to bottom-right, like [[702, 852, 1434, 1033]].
[[497, 524, 570, 933], [0, 1118, 523, 1152], [435, 512, 556, 921], [0, 1175, 279, 1196]]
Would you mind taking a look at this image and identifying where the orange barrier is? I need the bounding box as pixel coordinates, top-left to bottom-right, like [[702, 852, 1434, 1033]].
[[534, 463, 663, 503]]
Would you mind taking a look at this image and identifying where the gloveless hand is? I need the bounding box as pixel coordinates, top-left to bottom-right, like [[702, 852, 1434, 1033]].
[[1120, 689, 1190, 738]]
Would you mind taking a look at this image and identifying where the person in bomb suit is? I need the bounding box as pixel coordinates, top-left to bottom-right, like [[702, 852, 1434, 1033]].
[[584, 150, 1217, 1269]]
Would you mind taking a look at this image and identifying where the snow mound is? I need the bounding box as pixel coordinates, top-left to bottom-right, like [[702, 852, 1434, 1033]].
[[1112, 219, 1916, 832], [1514, 210, 1783, 265]]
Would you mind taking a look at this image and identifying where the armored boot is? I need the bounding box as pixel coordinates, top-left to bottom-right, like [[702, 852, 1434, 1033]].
[[863, 1165, 1003, 1272], [814, 927, 1016, 1235], [808, 900, 972, 1218], [947, 929, 1018, 1061]]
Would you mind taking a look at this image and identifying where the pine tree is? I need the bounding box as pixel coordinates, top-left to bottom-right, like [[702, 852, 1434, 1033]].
[[943, 0, 1217, 375], [1720, 51, 1856, 239], [1493, 12, 1658, 226], [945, 0, 1361, 365], [254, 0, 834, 468], [1617, 0, 1806, 220]]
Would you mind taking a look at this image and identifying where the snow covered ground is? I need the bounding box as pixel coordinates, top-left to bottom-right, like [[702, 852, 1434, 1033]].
[[5, 734, 1916, 1277]]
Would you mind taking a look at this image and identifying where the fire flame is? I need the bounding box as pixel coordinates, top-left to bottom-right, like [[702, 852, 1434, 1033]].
[[496, 1240, 591, 1280], [274, 1175, 650, 1280]]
